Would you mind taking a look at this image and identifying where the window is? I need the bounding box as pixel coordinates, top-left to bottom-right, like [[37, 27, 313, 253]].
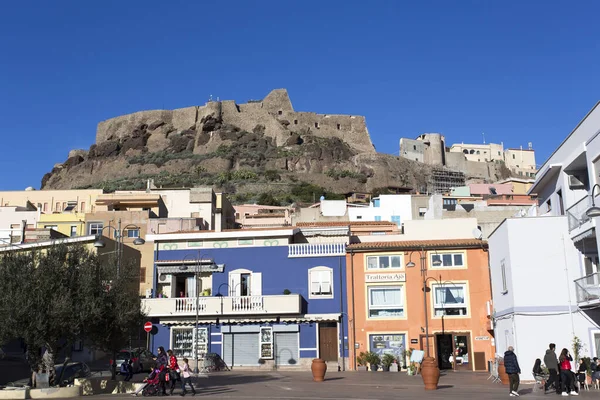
[[294, 119, 298, 124], [356, 215, 362, 220], [55, 202, 60, 212], [81, 202, 85, 212], [367, 255, 402, 270], [391, 215, 401, 227], [498, 151, 501, 156], [89, 222, 103, 236], [374, 216, 382, 221], [414, 145, 417, 151], [315, 122, 319, 128], [172, 327, 207, 358], [512, 154, 516, 159], [431, 252, 464, 268], [140, 267, 146, 283], [44, 225, 58, 231], [62, 202, 67, 211], [373, 199, 380, 207], [43, 203, 48, 212], [278, 110, 283, 115], [240, 273, 251, 296], [368, 286, 404, 318], [70, 226, 77, 237], [500, 259, 507, 294], [476, 150, 480, 155], [229, 269, 262, 296], [260, 327, 273, 359], [337, 124, 341, 130], [37, 203, 42, 210], [418, 207, 427, 217], [433, 284, 468, 316], [463, 149, 468, 154], [126, 229, 140, 238], [469, 150, 475, 154], [309, 267, 333, 298]]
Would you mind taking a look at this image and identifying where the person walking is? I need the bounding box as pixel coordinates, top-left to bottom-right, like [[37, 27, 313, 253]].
[[180, 358, 196, 396], [504, 346, 521, 397], [559, 348, 577, 396], [167, 350, 180, 396], [544, 343, 560, 394], [155, 346, 169, 396]]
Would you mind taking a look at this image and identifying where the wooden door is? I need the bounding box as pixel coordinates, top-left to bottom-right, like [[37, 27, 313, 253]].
[[319, 323, 338, 362]]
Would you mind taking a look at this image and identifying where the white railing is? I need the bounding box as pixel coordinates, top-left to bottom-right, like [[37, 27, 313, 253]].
[[288, 242, 346, 258], [142, 294, 301, 317], [567, 195, 591, 232], [231, 296, 264, 312]]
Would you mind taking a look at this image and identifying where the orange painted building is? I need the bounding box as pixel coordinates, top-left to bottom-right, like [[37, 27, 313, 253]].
[[346, 239, 494, 372]]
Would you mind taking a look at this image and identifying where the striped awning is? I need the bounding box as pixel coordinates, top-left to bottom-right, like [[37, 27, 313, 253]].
[[161, 319, 218, 326], [281, 313, 341, 323], [573, 228, 595, 244], [157, 264, 225, 275]]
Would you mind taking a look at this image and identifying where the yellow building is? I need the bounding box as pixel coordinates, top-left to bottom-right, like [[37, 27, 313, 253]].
[[38, 213, 87, 237], [0, 189, 103, 214], [495, 177, 536, 195]]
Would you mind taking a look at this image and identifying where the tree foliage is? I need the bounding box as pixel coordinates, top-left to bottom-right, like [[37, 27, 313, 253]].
[[0, 245, 145, 384]]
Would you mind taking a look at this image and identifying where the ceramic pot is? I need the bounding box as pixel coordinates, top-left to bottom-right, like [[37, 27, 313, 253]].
[[420, 357, 440, 390], [311, 358, 327, 382], [498, 362, 509, 385]]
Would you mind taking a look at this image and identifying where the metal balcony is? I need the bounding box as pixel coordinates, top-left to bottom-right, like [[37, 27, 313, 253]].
[[575, 273, 600, 305]]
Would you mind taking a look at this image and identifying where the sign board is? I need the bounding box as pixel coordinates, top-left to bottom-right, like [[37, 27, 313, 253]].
[[475, 336, 490, 341], [144, 322, 153, 333], [365, 273, 406, 283], [411, 339, 419, 344]]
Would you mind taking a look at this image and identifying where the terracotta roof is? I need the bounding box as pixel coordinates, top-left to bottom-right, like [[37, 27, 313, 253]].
[[154, 226, 295, 235], [296, 221, 396, 227], [347, 239, 487, 251]]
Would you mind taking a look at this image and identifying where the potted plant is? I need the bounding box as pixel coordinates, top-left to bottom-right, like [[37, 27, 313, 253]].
[[356, 352, 368, 371], [381, 354, 396, 372], [283, 289, 291, 295], [364, 351, 381, 372], [202, 288, 211, 296]]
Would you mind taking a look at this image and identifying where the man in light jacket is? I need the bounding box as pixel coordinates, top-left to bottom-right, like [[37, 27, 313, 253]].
[[504, 346, 521, 397], [544, 343, 560, 394]]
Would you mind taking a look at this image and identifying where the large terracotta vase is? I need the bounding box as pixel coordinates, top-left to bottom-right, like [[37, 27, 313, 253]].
[[498, 361, 509, 385], [420, 357, 440, 390], [311, 358, 327, 382]]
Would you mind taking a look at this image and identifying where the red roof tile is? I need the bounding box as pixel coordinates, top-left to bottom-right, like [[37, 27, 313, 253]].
[[347, 239, 487, 251], [296, 221, 396, 227]]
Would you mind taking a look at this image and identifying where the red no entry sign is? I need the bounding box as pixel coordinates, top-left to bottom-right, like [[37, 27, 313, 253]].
[[144, 322, 153, 333]]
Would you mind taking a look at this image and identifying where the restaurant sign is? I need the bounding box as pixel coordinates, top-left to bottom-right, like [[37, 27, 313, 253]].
[[365, 273, 406, 283]]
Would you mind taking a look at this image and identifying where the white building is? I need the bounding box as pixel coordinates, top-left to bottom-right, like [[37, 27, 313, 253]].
[[347, 194, 413, 227], [0, 205, 39, 245], [489, 216, 599, 376]]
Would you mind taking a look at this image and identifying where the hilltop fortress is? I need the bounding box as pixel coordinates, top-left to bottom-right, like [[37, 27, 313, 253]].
[[96, 89, 376, 155]]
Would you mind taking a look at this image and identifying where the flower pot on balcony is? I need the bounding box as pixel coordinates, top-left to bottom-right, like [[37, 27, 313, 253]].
[[421, 357, 440, 390], [498, 361, 509, 385], [311, 358, 327, 382]]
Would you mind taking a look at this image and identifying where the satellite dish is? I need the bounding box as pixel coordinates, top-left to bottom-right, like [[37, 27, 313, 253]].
[[472, 228, 483, 240]]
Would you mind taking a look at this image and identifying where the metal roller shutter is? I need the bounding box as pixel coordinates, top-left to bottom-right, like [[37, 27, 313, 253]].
[[275, 332, 299, 366], [223, 333, 259, 367]]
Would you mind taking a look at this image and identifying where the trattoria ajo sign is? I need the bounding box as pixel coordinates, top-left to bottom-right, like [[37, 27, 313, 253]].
[[365, 273, 406, 283]]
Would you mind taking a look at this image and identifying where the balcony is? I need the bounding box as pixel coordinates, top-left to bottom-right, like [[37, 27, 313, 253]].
[[141, 294, 302, 318], [288, 243, 346, 258], [567, 196, 592, 232], [575, 273, 600, 305]]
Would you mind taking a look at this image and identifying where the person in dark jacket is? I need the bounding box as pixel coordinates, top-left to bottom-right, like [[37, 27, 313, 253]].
[[155, 346, 169, 396], [504, 346, 521, 397], [544, 343, 560, 394]]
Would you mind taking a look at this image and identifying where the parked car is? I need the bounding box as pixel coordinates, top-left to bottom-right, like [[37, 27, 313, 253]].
[[113, 348, 156, 374], [5, 361, 91, 388]]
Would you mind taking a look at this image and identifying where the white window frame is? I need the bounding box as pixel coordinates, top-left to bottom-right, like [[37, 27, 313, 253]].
[[70, 226, 78, 237], [367, 285, 405, 319], [432, 283, 469, 317], [126, 228, 140, 238], [430, 252, 465, 269], [308, 266, 334, 299], [228, 269, 262, 296], [367, 254, 403, 270], [259, 327, 273, 360], [500, 258, 508, 294], [88, 222, 103, 236], [171, 326, 208, 359]]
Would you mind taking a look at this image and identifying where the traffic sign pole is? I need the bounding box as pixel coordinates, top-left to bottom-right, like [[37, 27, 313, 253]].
[[144, 322, 153, 352]]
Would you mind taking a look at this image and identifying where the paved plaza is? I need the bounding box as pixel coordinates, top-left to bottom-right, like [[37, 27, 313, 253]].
[[105, 370, 600, 400]]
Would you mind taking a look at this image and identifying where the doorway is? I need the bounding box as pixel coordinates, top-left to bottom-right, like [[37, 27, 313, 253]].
[[429, 332, 472, 371], [318, 323, 338, 362], [436, 334, 453, 370], [240, 273, 250, 296]]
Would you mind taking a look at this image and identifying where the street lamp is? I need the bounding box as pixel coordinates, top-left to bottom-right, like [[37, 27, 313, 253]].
[[406, 246, 442, 390], [586, 184, 600, 218], [178, 253, 216, 374], [92, 219, 145, 277]]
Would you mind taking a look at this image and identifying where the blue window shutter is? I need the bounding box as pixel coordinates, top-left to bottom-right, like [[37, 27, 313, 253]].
[[373, 199, 380, 208], [374, 216, 381, 221], [391, 215, 401, 227]]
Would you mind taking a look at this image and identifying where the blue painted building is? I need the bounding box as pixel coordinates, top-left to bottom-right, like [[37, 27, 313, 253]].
[[143, 227, 349, 369]]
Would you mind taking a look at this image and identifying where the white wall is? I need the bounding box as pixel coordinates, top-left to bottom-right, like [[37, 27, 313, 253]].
[[489, 216, 599, 374], [402, 218, 478, 240], [0, 207, 39, 243], [348, 195, 412, 224]]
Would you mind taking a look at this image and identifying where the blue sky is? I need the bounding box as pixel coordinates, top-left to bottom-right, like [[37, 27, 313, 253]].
[[1, 1, 599, 190]]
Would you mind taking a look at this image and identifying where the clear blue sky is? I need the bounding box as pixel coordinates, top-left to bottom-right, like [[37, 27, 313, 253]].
[[1, 1, 599, 190]]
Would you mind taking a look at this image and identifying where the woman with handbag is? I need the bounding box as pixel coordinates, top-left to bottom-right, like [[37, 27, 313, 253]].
[[168, 349, 181, 395], [155, 346, 169, 396]]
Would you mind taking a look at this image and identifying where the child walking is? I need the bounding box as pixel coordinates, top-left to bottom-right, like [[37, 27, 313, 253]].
[[180, 358, 196, 396]]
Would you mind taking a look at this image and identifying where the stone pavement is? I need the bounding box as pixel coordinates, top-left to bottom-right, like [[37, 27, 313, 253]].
[[103, 370, 600, 399]]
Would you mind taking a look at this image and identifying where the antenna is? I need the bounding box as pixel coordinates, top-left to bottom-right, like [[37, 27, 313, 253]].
[[482, 132, 486, 144]]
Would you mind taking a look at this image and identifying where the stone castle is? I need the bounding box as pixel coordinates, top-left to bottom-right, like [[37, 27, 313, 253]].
[[96, 88, 376, 155]]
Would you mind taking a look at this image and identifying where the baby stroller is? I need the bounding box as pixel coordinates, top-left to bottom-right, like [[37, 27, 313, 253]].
[[141, 368, 161, 397]]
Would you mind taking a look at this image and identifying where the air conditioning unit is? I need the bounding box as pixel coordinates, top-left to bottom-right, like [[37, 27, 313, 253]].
[[158, 274, 172, 283], [568, 175, 585, 190]]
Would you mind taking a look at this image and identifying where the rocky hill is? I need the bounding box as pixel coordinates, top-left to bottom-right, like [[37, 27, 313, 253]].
[[41, 89, 436, 203]]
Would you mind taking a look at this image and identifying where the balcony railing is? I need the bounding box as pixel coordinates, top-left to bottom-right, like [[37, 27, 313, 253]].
[[288, 243, 346, 258], [142, 294, 302, 317], [575, 273, 600, 304], [567, 196, 592, 232]]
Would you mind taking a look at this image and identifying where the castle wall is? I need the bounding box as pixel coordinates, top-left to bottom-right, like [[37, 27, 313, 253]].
[[399, 138, 425, 162], [421, 133, 445, 166]]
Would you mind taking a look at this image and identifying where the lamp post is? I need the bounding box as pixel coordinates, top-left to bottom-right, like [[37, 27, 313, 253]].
[[93, 219, 145, 277], [586, 184, 600, 218], [178, 253, 216, 374], [406, 246, 442, 390]]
